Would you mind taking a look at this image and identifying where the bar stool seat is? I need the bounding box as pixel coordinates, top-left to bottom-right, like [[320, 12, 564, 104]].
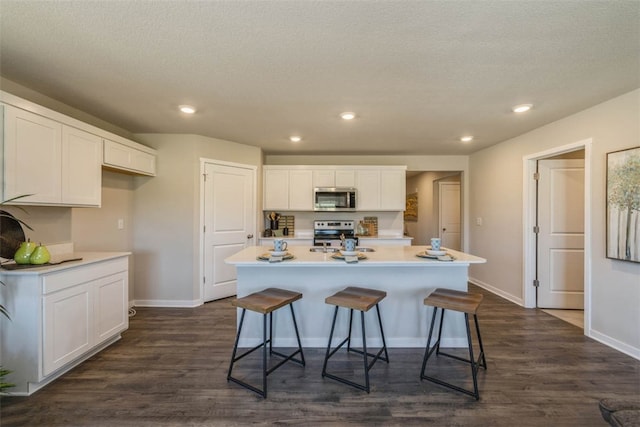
[[322, 286, 389, 393], [227, 288, 305, 398], [420, 288, 487, 400]]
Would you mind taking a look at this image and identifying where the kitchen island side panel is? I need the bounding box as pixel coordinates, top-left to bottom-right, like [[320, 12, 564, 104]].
[[235, 264, 470, 348]]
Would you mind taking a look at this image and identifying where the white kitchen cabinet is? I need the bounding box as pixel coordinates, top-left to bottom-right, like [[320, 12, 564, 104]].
[[263, 168, 289, 210], [62, 125, 102, 206], [380, 169, 406, 210], [312, 169, 334, 187], [356, 169, 381, 210], [288, 170, 313, 210], [103, 139, 156, 176], [313, 169, 356, 188], [335, 169, 356, 187], [0, 254, 129, 395], [43, 282, 93, 376], [355, 167, 406, 211], [263, 167, 312, 210], [2, 105, 102, 206]]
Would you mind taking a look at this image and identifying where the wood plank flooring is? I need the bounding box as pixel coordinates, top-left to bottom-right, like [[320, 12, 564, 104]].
[[1, 284, 638, 426]]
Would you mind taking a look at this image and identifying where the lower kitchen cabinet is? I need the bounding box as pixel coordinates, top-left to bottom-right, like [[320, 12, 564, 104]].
[[0, 254, 129, 395]]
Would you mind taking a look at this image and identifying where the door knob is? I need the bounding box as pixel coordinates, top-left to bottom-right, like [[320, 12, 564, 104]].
[[247, 234, 254, 239]]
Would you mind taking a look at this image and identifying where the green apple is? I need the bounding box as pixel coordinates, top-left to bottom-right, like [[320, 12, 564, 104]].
[[14, 239, 37, 264], [29, 244, 50, 265]]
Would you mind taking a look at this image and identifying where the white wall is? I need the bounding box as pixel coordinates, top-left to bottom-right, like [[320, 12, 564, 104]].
[[469, 89, 640, 357], [132, 134, 262, 306]]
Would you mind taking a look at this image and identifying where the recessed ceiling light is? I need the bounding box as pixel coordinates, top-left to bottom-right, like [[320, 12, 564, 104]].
[[340, 112, 356, 120], [290, 136, 302, 143], [460, 136, 474, 143], [512, 104, 532, 113], [179, 105, 196, 114]]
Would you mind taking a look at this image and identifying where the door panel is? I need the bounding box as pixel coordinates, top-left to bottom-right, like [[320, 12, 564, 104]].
[[537, 159, 584, 309], [204, 162, 255, 301], [439, 182, 461, 251]]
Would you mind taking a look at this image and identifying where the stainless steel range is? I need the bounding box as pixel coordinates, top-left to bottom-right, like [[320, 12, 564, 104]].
[[313, 220, 357, 247]]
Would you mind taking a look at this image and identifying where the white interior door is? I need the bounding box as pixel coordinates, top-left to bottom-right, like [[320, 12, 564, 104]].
[[203, 162, 255, 301], [439, 182, 461, 251], [537, 159, 584, 309]]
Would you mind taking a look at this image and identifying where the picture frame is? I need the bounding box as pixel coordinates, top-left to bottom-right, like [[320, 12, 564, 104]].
[[606, 146, 640, 263], [404, 192, 418, 222]]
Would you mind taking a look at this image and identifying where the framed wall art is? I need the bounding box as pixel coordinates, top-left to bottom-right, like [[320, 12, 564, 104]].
[[404, 192, 418, 222], [606, 146, 640, 263]]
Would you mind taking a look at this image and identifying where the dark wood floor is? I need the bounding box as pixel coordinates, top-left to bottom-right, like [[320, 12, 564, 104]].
[[1, 284, 638, 426]]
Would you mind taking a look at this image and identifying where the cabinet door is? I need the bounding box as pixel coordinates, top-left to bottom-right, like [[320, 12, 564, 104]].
[[288, 170, 313, 210], [62, 126, 102, 206], [313, 170, 334, 188], [380, 169, 406, 210], [335, 170, 356, 187], [43, 283, 93, 376], [4, 106, 62, 203], [263, 169, 289, 210], [356, 170, 380, 210], [94, 272, 128, 345], [103, 139, 156, 176]]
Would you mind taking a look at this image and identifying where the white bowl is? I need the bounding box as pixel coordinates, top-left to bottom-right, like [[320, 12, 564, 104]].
[[426, 249, 446, 256], [340, 250, 358, 256]]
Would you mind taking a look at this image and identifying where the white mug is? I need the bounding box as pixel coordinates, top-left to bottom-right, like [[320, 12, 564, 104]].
[[273, 239, 288, 252], [344, 239, 357, 252], [430, 238, 441, 251]]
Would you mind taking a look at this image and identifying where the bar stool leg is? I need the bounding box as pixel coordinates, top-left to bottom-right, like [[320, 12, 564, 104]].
[[289, 303, 306, 366], [347, 308, 354, 351], [375, 304, 390, 363], [227, 308, 247, 381], [262, 313, 268, 397], [322, 306, 340, 377], [360, 310, 369, 393], [474, 314, 487, 369], [464, 313, 479, 400], [420, 306, 439, 375]]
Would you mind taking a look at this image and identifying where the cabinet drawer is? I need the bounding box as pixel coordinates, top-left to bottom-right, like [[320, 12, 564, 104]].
[[42, 258, 128, 295]]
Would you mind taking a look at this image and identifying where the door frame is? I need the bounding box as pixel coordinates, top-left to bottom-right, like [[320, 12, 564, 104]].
[[198, 158, 257, 304], [522, 139, 592, 333]]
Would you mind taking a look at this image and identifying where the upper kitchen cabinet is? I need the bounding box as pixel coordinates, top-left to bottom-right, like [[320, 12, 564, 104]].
[[355, 166, 406, 211], [2, 105, 101, 206], [1, 91, 157, 207], [263, 165, 406, 212], [263, 166, 312, 210], [103, 139, 156, 176], [312, 168, 356, 188]]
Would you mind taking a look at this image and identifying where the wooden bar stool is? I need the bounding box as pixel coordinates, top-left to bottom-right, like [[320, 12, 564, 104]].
[[420, 288, 487, 400], [322, 286, 389, 393], [227, 288, 305, 398]]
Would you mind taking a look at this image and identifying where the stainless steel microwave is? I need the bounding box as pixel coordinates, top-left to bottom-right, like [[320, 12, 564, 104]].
[[314, 187, 357, 211]]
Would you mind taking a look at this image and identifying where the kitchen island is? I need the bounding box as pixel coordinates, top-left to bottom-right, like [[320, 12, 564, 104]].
[[225, 246, 485, 348]]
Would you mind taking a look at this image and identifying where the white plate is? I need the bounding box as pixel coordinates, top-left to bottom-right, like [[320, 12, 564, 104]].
[[270, 250, 287, 256], [340, 250, 358, 256], [426, 249, 446, 256]]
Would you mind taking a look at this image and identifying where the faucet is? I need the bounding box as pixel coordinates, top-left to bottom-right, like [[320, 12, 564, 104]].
[[322, 241, 328, 253]]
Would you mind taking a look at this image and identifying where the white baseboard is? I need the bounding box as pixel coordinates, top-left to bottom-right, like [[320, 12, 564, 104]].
[[469, 277, 524, 306], [133, 299, 201, 308], [589, 329, 640, 361]]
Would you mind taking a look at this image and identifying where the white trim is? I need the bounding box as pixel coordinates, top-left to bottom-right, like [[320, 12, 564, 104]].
[[198, 158, 258, 303], [590, 329, 640, 361], [469, 277, 524, 306], [133, 299, 201, 308], [522, 139, 592, 334]]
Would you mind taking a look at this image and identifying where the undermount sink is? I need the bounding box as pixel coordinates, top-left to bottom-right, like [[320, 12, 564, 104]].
[[309, 247, 339, 253]]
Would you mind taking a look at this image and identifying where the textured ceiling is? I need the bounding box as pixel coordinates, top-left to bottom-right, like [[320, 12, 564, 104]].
[[1, 1, 638, 155]]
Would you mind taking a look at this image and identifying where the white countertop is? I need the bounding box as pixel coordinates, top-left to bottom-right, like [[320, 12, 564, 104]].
[[0, 251, 131, 275], [226, 245, 485, 267]]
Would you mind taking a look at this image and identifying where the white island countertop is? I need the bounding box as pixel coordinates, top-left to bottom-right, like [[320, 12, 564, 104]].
[[225, 245, 485, 267]]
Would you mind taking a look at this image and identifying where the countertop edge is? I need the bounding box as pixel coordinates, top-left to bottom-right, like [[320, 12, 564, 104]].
[[0, 251, 131, 275]]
